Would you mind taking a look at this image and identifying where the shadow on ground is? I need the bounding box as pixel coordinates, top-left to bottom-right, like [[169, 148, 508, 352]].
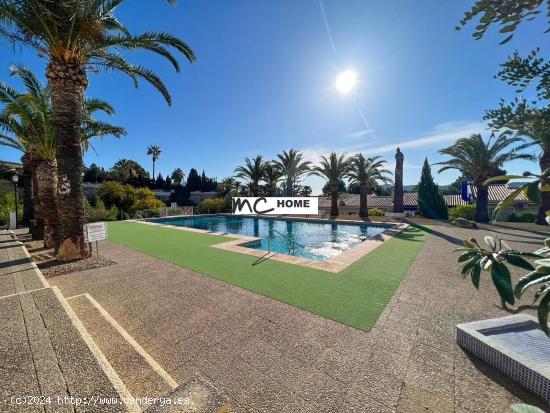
[[461, 349, 547, 410]]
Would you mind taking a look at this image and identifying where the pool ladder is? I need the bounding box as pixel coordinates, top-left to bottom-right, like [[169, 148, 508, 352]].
[[271, 228, 306, 255]]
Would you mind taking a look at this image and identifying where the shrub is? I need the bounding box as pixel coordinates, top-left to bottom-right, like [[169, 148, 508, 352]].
[[97, 181, 134, 211], [133, 188, 164, 210], [135, 208, 161, 218], [449, 204, 476, 221], [84, 198, 118, 222], [196, 198, 225, 214], [367, 208, 384, 216], [97, 181, 163, 215], [507, 211, 537, 223], [0, 192, 22, 226]]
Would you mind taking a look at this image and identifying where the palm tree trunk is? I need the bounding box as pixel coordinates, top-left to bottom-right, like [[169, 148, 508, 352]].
[[46, 59, 89, 260], [28, 155, 44, 240], [35, 158, 59, 249], [537, 149, 550, 225], [21, 153, 34, 226], [252, 181, 259, 197], [330, 183, 339, 218], [475, 183, 490, 223], [359, 182, 368, 218], [286, 177, 293, 197], [152, 160, 155, 185]]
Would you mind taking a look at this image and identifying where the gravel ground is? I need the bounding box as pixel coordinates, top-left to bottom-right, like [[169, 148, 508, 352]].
[[24, 240, 116, 278]]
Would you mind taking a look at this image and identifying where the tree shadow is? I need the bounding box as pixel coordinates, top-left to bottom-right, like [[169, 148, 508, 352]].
[[460, 349, 547, 410], [490, 223, 550, 238], [403, 222, 464, 246], [0, 257, 32, 269], [480, 227, 546, 241]]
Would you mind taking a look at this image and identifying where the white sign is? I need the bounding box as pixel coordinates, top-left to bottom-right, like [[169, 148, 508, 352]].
[[9, 211, 16, 229], [85, 222, 107, 242], [232, 197, 318, 215]]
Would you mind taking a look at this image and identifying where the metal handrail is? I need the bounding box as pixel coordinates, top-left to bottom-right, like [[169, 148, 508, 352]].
[[271, 228, 305, 254]]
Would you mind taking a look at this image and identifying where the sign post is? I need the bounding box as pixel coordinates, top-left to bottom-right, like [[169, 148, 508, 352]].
[[84, 222, 107, 257]]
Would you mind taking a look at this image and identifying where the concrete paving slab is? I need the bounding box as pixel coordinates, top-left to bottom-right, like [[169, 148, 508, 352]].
[[67, 293, 176, 402]]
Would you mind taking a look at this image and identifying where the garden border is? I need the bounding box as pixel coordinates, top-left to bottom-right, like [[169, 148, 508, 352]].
[[129, 215, 408, 273]]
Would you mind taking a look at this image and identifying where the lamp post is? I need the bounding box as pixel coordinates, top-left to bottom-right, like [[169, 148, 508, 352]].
[[12, 174, 19, 228]]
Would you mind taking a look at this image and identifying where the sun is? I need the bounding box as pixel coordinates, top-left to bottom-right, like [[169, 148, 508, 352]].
[[335, 70, 357, 94]]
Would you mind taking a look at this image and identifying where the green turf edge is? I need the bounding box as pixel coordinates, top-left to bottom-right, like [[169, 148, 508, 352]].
[[106, 221, 430, 331]]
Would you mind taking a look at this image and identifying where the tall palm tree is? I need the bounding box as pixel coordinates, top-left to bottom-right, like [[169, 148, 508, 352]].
[[274, 149, 311, 196], [147, 145, 161, 180], [234, 155, 266, 196], [171, 168, 184, 185], [310, 152, 351, 218], [437, 134, 532, 223], [486, 104, 550, 224], [263, 162, 283, 196], [0, 0, 195, 260], [347, 154, 393, 218], [0, 65, 125, 248]]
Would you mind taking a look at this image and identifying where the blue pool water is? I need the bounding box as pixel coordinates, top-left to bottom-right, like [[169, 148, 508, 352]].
[[149, 215, 389, 261]]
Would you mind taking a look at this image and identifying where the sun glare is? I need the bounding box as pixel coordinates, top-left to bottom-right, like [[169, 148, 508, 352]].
[[335, 70, 357, 94]]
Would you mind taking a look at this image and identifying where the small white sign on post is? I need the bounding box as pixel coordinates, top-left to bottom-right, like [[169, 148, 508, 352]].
[[85, 222, 107, 257]]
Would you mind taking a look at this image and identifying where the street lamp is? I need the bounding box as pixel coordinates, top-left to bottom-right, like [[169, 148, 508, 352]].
[[12, 174, 19, 228]]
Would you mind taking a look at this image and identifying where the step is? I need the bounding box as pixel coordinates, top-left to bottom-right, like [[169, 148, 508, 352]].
[[0, 287, 138, 413], [143, 375, 231, 413], [67, 293, 177, 407], [0, 230, 48, 297]]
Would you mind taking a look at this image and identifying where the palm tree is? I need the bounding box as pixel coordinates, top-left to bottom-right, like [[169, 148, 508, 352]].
[[0, 0, 195, 260], [171, 168, 184, 185], [263, 162, 283, 196], [310, 152, 351, 218], [0, 65, 125, 248], [234, 155, 266, 196], [274, 149, 311, 196], [437, 134, 532, 223], [347, 154, 393, 218], [486, 103, 550, 224], [147, 145, 162, 180]]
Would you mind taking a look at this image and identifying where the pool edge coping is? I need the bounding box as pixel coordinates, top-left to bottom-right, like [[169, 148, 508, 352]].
[[126, 215, 409, 273]]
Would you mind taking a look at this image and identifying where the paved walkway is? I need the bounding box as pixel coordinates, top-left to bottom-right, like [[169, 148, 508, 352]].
[[48, 224, 548, 412]]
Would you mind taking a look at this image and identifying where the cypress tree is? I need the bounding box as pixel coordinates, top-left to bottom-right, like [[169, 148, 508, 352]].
[[418, 158, 448, 219]]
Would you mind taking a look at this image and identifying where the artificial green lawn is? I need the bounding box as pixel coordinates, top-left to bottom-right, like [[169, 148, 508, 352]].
[[107, 221, 429, 331]]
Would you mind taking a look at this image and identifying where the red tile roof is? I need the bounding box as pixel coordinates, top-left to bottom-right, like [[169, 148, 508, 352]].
[[468, 184, 528, 202]]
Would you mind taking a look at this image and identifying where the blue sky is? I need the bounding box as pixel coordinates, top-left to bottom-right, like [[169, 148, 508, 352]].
[[0, 0, 545, 194]]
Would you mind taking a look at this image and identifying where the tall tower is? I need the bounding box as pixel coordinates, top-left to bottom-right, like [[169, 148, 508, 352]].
[[393, 147, 404, 213]]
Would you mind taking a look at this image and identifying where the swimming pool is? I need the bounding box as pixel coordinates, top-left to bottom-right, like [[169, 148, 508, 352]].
[[148, 215, 390, 261]]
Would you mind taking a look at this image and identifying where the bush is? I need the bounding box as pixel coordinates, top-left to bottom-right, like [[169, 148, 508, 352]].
[[135, 208, 161, 218], [367, 208, 384, 216], [196, 198, 225, 214], [133, 188, 164, 210], [507, 211, 537, 223], [84, 198, 118, 222], [0, 191, 23, 226], [97, 181, 163, 215], [97, 181, 134, 211], [449, 204, 476, 221]]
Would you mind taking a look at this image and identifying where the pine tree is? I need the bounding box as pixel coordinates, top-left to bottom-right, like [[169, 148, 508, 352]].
[[418, 158, 448, 219], [187, 168, 201, 191]]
